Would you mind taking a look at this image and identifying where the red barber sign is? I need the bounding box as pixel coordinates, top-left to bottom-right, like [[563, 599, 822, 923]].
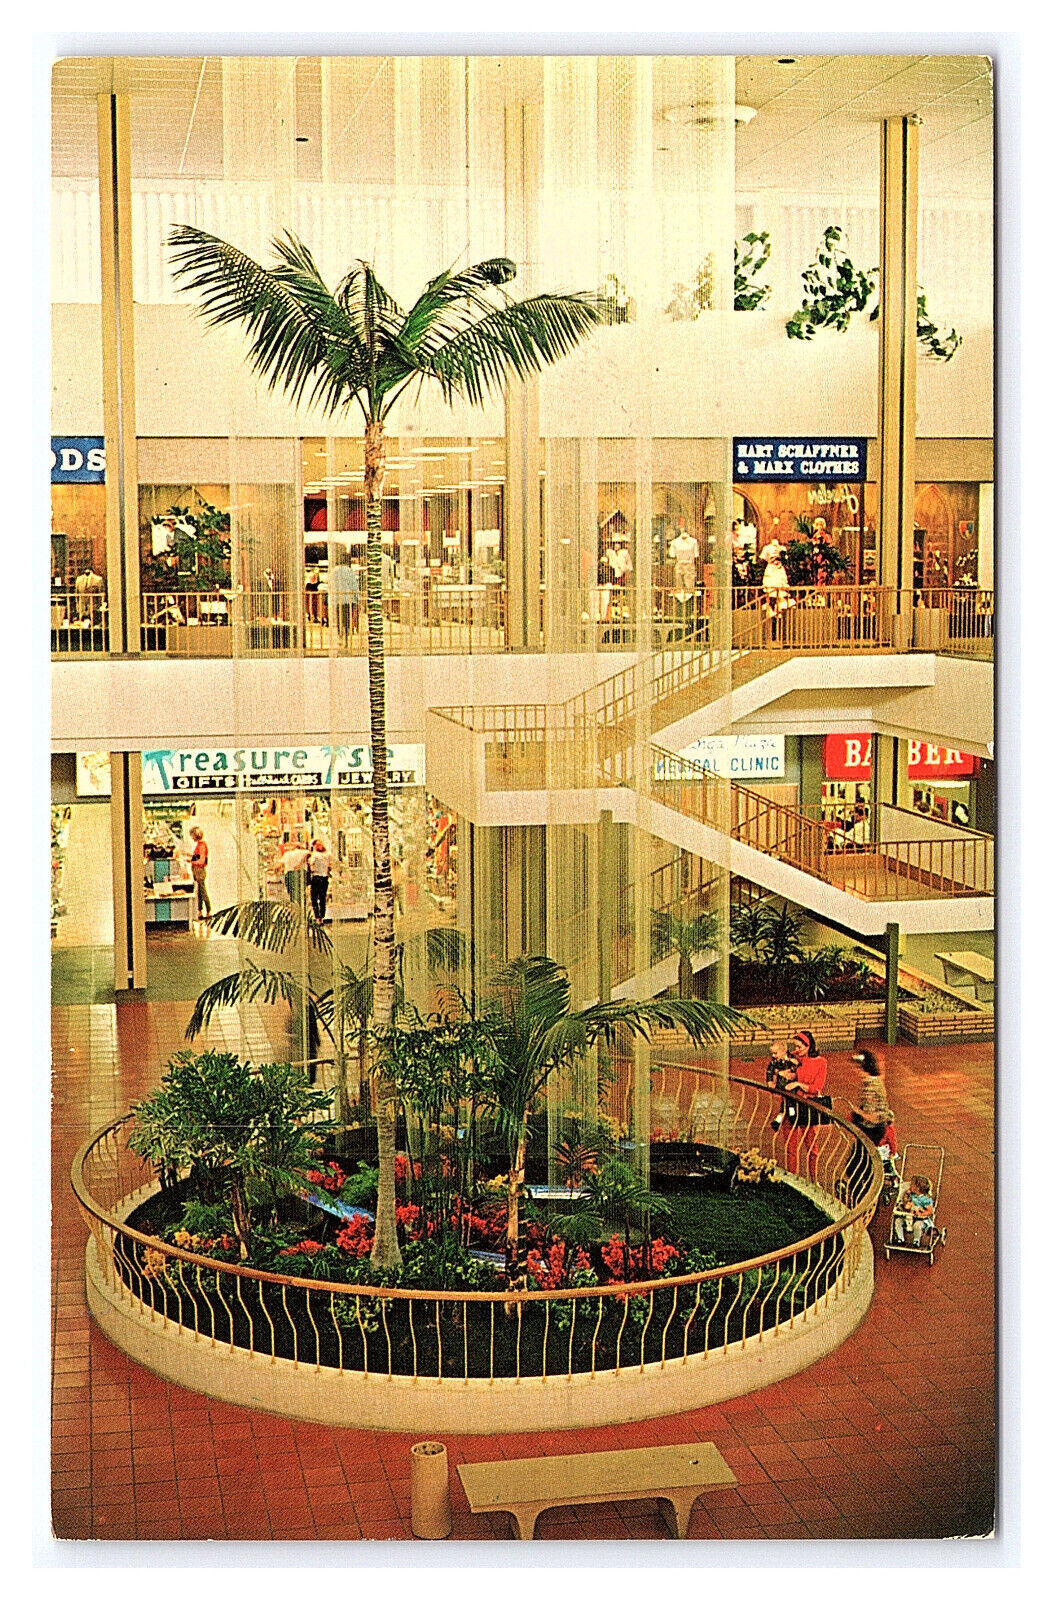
[[823, 735, 976, 781]]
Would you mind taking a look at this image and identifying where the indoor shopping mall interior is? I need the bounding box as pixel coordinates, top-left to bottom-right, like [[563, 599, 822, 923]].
[[49, 49, 998, 1552]]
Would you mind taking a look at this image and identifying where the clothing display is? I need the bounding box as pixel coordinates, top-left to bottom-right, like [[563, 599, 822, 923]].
[[668, 530, 700, 594], [602, 544, 633, 582]]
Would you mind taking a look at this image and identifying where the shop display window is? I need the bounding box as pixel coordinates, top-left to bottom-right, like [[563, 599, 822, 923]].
[[732, 482, 871, 590], [302, 435, 506, 636], [597, 483, 636, 625], [51, 484, 109, 650], [652, 482, 714, 601], [913, 482, 980, 591], [138, 484, 232, 594]]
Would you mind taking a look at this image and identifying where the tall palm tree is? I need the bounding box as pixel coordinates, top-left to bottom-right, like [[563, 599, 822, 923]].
[[479, 955, 748, 1286], [169, 227, 601, 1267]]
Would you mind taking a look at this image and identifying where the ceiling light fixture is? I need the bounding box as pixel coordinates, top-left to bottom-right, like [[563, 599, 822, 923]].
[[662, 101, 757, 127]]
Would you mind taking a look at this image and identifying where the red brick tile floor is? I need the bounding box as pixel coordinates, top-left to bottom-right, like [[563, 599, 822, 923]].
[[51, 1001, 996, 1544]]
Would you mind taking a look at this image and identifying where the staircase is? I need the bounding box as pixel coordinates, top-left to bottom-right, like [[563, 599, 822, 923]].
[[426, 587, 993, 936]]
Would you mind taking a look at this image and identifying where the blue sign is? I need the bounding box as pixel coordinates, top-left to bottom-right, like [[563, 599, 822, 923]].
[[734, 437, 867, 483], [51, 437, 106, 484]]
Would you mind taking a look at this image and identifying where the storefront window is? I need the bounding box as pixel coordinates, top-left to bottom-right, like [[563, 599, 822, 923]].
[[597, 481, 636, 626], [302, 435, 506, 648], [138, 483, 232, 593], [732, 479, 871, 590], [913, 482, 980, 590]]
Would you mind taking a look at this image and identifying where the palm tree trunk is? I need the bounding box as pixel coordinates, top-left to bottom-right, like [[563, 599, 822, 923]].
[[363, 417, 402, 1271], [229, 1183, 251, 1260], [678, 950, 692, 999], [506, 1129, 528, 1289]]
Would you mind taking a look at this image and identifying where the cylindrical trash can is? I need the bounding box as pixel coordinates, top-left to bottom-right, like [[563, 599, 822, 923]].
[[410, 1440, 452, 1539]]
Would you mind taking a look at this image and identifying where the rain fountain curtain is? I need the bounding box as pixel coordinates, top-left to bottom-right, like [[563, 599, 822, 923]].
[[125, 53, 738, 1175], [534, 56, 737, 1179]]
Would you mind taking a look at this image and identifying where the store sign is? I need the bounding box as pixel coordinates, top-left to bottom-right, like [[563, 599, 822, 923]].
[[51, 437, 106, 484], [733, 437, 867, 483], [76, 745, 427, 798], [823, 735, 976, 781], [677, 734, 785, 779]]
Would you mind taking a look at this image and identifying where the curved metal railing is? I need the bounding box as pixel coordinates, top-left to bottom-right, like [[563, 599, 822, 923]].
[[72, 1068, 881, 1385]]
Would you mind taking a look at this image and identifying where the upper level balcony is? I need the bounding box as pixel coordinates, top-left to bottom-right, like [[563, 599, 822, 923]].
[[51, 581, 993, 665]]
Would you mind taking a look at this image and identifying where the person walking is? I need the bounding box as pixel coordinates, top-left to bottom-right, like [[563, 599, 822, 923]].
[[843, 1047, 894, 1199], [308, 839, 331, 922], [188, 825, 211, 921], [280, 840, 311, 909]]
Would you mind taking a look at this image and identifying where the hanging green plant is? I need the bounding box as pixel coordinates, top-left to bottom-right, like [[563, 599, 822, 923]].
[[785, 225, 961, 360], [595, 271, 634, 324], [734, 230, 772, 311], [665, 255, 715, 319], [664, 233, 773, 319], [785, 226, 877, 340], [916, 289, 963, 361]]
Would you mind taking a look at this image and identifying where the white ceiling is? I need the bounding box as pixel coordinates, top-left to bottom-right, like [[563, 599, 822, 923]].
[[51, 52, 993, 205]]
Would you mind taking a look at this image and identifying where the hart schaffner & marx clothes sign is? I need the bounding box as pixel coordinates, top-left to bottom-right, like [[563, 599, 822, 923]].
[[76, 745, 426, 797], [733, 437, 867, 481]]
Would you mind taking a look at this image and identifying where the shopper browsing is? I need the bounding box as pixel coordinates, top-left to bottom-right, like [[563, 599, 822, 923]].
[[280, 841, 311, 909], [308, 839, 331, 922]]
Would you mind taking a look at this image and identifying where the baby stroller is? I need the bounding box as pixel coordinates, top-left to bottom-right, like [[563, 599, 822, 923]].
[[885, 1143, 948, 1265]]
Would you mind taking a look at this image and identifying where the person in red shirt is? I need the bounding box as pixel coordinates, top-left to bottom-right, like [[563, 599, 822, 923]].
[[781, 1029, 828, 1181], [188, 825, 211, 920]]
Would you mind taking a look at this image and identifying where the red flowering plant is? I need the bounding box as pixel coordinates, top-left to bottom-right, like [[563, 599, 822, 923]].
[[304, 1161, 347, 1196], [524, 1238, 592, 1291], [393, 1153, 423, 1187], [335, 1213, 375, 1258], [280, 1237, 327, 1257], [599, 1233, 681, 1283]]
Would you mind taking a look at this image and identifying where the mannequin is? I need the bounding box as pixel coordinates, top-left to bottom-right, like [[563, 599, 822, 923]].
[[760, 539, 789, 616], [601, 536, 633, 584], [74, 567, 104, 621], [668, 522, 700, 596]]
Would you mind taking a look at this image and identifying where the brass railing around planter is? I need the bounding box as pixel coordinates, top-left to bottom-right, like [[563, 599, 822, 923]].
[[72, 1069, 880, 1393]]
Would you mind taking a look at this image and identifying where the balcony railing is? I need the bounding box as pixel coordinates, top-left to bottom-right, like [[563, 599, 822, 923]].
[[51, 582, 993, 663], [649, 748, 994, 901]]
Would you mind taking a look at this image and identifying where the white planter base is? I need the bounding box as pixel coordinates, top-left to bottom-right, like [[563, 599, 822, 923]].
[[85, 1234, 874, 1434]]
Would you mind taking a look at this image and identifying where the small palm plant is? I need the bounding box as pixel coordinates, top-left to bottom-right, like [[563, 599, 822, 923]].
[[477, 954, 747, 1286], [170, 226, 600, 1268], [651, 907, 720, 998]]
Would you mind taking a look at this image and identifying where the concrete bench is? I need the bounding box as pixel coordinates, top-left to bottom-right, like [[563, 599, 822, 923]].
[[934, 950, 994, 1002], [457, 1441, 737, 1539]]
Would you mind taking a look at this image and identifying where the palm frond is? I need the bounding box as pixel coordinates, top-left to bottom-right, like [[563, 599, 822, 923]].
[[395, 258, 518, 355], [168, 225, 369, 415], [422, 292, 601, 406], [204, 899, 333, 957], [423, 924, 470, 973], [184, 961, 314, 1040]]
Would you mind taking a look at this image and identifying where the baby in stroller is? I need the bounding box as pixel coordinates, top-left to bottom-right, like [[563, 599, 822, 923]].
[[894, 1173, 935, 1245]]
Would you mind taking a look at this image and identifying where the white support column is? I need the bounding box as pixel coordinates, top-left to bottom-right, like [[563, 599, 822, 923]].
[[97, 90, 140, 655], [110, 753, 147, 992], [876, 115, 920, 599]]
